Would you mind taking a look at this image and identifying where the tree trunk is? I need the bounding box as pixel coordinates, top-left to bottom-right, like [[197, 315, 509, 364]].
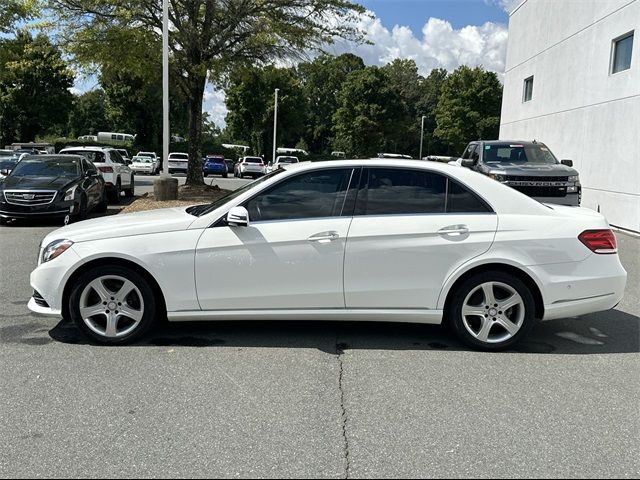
[[186, 73, 207, 186]]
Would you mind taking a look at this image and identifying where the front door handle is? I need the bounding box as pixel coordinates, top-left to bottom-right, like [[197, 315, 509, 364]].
[[308, 231, 339, 243], [438, 225, 469, 236]]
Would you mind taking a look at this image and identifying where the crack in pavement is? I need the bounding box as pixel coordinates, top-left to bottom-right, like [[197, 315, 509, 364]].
[[335, 337, 351, 479]]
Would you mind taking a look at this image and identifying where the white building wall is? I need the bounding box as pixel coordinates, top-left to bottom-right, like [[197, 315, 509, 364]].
[[500, 0, 640, 232]]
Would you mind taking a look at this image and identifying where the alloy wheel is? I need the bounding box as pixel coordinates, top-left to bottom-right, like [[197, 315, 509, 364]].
[[79, 275, 144, 338], [461, 281, 525, 344]]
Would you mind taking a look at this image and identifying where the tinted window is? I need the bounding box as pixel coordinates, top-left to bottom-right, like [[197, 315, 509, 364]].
[[245, 169, 353, 222], [11, 158, 79, 177], [245, 157, 263, 164], [356, 168, 446, 215], [461, 144, 476, 159], [61, 150, 106, 164], [447, 179, 491, 213]]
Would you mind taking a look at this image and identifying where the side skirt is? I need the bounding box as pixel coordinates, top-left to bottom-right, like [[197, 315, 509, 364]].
[[167, 308, 443, 324]]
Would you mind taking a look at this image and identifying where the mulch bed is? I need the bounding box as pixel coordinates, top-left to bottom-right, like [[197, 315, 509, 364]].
[[121, 184, 231, 214]]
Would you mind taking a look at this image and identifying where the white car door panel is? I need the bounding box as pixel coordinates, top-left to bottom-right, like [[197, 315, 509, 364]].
[[344, 214, 498, 309], [195, 218, 351, 310]]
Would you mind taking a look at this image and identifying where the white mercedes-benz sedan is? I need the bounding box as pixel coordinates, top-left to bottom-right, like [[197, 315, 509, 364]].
[[28, 159, 627, 350]]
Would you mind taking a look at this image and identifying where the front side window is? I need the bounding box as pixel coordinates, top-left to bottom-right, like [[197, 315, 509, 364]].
[[355, 168, 446, 215], [245, 168, 353, 222], [611, 32, 634, 74], [461, 144, 477, 160], [523, 76, 534, 102]]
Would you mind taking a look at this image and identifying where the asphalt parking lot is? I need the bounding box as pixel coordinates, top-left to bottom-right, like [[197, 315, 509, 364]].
[[0, 176, 638, 478]]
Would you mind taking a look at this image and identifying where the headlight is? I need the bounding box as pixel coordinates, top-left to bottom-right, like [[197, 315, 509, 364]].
[[488, 173, 507, 182], [568, 175, 579, 182], [63, 185, 77, 201], [41, 239, 74, 264]]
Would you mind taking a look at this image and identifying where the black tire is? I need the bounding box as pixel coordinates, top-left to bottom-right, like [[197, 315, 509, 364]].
[[108, 180, 121, 204], [95, 189, 108, 213], [124, 175, 135, 197], [222, 172, 228, 178], [0, 217, 8, 225], [68, 265, 159, 345], [447, 270, 536, 351]]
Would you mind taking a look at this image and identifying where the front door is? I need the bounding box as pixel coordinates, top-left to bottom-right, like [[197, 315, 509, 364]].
[[195, 168, 356, 310]]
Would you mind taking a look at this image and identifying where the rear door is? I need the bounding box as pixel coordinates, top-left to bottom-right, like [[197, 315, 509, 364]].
[[344, 167, 498, 309]]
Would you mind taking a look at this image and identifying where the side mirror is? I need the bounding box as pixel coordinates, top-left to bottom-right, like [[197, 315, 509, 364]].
[[461, 158, 474, 168], [0, 169, 9, 176], [561, 159, 573, 167], [87, 170, 99, 177], [227, 206, 249, 227]]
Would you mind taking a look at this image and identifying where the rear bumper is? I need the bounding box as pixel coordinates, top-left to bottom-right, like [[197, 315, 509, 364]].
[[530, 254, 627, 320]]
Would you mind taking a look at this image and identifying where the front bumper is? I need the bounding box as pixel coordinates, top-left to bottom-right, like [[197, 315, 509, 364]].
[[29, 246, 83, 314], [0, 198, 77, 219], [533, 192, 581, 206]]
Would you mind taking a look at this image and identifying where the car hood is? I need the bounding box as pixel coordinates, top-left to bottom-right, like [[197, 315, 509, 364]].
[[41, 207, 197, 245], [486, 163, 579, 176], [2, 175, 77, 191]]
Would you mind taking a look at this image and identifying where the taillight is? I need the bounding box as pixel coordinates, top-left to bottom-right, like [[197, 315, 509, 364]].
[[97, 166, 113, 173], [578, 229, 617, 254]]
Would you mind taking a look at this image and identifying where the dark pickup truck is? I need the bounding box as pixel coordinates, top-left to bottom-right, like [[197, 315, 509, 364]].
[[457, 140, 581, 206]]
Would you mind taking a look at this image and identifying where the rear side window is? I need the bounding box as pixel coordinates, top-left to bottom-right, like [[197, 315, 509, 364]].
[[355, 168, 491, 215], [355, 168, 446, 215], [245, 168, 353, 222], [110, 150, 124, 164], [447, 179, 491, 213]]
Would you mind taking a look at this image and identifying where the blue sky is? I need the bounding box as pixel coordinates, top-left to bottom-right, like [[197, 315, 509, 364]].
[[358, 0, 509, 32]]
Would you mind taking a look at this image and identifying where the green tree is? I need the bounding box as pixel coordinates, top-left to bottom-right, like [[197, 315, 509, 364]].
[[0, 0, 38, 33], [298, 53, 365, 153], [67, 89, 110, 138], [416, 68, 448, 156], [434, 66, 503, 155], [225, 66, 306, 159], [380, 58, 423, 156], [0, 32, 74, 145], [332, 66, 403, 157], [51, 0, 366, 185]]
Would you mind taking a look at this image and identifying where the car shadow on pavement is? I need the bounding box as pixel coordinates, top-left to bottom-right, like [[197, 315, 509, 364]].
[[46, 308, 640, 355]]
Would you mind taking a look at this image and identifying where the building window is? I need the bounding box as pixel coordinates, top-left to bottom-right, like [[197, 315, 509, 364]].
[[611, 31, 634, 74], [523, 76, 534, 102]]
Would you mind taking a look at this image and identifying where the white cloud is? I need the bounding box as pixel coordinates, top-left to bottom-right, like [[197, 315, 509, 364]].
[[203, 86, 228, 129], [485, 0, 523, 13], [326, 12, 509, 77]]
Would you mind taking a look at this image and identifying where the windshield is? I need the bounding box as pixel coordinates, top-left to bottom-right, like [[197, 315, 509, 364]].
[[10, 158, 80, 177], [0, 159, 18, 170], [483, 144, 558, 165], [187, 169, 285, 217]]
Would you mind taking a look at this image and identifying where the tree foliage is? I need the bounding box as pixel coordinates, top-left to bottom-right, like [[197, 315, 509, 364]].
[[0, 0, 38, 33], [67, 89, 109, 138], [50, 0, 366, 184], [434, 66, 503, 155], [0, 32, 74, 145]]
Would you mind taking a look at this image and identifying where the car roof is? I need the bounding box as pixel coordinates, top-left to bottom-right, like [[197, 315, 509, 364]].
[[473, 140, 541, 146], [60, 146, 113, 152], [21, 154, 84, 161]]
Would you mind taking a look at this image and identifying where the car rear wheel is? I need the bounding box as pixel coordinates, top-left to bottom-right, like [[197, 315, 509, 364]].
[[108, 180, 121, 204], [68, 266, 158, 345], [448, 271, 536, 351], [124, 175, 134, 197]]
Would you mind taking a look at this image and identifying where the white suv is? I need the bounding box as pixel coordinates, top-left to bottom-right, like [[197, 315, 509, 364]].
[[167, 152, 189, 175], [234, 156, 265, 178], [267, 155, 299, 173], [60, 146, 134, 203]]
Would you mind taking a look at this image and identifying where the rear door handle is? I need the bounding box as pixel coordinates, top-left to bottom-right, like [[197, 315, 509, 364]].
[[308, 231, 340, 243], [438, 225, 469, 236]]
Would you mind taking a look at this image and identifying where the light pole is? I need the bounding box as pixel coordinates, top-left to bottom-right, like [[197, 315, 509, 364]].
[[272, 88, 279, 165], [419, 115, 426, 160], [162, 0, 169, 175]]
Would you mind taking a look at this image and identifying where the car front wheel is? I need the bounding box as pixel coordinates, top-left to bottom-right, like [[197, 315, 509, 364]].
[[448, 271, 536, 351], [68, 266, 158, 345]]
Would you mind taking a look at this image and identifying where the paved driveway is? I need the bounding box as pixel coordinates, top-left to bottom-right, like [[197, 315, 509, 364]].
[[0, 183, 638, 477]]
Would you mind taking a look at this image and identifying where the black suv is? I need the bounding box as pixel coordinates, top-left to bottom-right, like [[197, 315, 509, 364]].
[[459, 141, 581, 206]]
